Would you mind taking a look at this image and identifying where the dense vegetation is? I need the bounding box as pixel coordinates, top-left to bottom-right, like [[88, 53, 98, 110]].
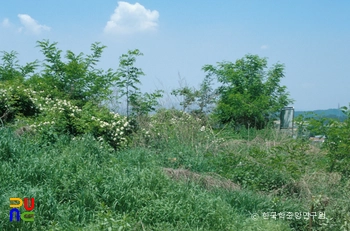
[[1, 41, 349, 230]]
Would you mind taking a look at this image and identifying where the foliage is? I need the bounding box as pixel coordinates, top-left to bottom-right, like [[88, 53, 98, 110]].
[[115, 49, 163, 117], [0, 51, 38, 82], [0, 81, 133, 149], [0, 82, 39, 125], [2, 42, 350, 230], [171, 86, 198, 112], [302, 105, 350, 176], [35, 40, 117, 103], [171, 74, 217, 121], [195, 73, 217, 115], [31, 96, 134, 149], [116, 49, 144, 117], [117, 49, 163, 117], [203, 54, 293, 129], [133, 108, 224, 154], [0, 51, 39, 124], [0, 129, 295, 231], [0, 41, 139, 149], [129, 90, 163, 117]]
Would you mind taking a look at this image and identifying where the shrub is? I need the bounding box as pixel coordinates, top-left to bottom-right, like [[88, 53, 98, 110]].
[[0, 82, 134, 149], [0, 82, 39, 125], [302, 105, 350, 177], [133, 109, 224, 153]]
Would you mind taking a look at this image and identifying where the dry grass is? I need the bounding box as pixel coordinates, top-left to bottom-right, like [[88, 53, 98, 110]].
[[219, 134, 290, 151], [163, 167, 241, 191], [272, 171, 341, 206]]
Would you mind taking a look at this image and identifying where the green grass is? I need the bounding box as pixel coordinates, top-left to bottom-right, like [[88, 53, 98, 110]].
[[1, 114, 349, 230]]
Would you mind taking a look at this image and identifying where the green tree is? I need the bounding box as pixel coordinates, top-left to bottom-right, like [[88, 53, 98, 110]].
[[34, 40, 117, 103], [171, 86, 198, 112], [203, 54, 292, 129], [129, 90, 163, 117], [0, 51, 38, 82], [195, 73, 217, 115], [171, 75, 217, 123], [116, 49, 145, 117]]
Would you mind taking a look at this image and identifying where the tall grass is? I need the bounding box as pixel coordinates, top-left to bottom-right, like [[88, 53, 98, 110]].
[[0, 127, 291, 230], [1, 108, 350, 230]]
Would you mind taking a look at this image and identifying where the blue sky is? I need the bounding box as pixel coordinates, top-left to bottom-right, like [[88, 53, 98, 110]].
[[1, 1, 349, 110]]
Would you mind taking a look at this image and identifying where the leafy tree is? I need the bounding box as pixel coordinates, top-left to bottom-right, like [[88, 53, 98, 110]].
[[195, 73, 217, 115], [171, 86, 198, 112], [34, 40, 117, 103], [203, 54, 293, 129], [115, 49, 162, 117], [129, 90, 163, 117], [171, 75, 217, 123], [0, 51, 38, 82], [116, 49, 144, 117]]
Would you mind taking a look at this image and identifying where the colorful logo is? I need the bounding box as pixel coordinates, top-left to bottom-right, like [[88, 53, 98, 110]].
[[9, 197, 35, 222]]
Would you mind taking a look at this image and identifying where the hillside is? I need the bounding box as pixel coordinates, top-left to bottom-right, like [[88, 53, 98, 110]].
[[295, 108, 347, 121], [1, 40, 350, 231]]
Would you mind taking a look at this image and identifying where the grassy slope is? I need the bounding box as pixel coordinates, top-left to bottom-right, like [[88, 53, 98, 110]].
[[1, 122, 349, 230]]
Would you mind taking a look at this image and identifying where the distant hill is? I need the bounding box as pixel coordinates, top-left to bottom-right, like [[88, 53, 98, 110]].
[[295, 108, 347, 121]]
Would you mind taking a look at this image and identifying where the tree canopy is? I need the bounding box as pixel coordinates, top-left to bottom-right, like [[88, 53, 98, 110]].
[[32, 40, 117, 103], [203, 54, 293, 129]]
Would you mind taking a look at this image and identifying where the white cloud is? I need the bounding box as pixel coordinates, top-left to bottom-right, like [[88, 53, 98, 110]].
[[17, 14, 50, 34], [1, 18, 11, 28], [104, 1, 159, 35], [260, 45, 268, 50]]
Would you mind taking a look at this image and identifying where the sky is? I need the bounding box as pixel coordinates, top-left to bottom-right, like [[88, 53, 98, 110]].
[[0, 0, 349, 111]]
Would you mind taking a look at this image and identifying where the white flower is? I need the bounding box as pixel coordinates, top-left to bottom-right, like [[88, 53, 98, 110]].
[[200, 126, 205, 132]]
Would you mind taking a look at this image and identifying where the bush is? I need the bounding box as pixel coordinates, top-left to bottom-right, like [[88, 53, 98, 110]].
[[302, 105, 350, 176], [133, 109, 224, 154], [0, 82, 39, 124], [0, 82, 134, 149]]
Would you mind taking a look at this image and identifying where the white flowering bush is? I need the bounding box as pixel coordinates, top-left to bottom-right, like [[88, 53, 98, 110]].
[[0, 82, 39, 124], [29, 98, 134, 149], [0, 82, 134, 149], [74, 102, 135, 149]]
